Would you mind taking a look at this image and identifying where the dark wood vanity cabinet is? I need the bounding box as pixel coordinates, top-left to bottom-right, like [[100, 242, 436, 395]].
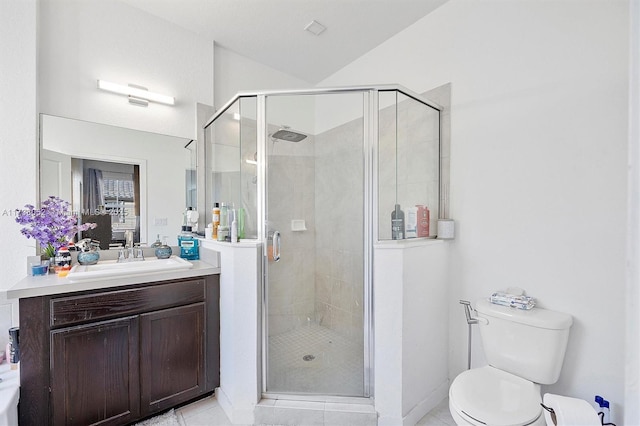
[[19, 275, 220, 426], [50, 316, 141, 425], [139, 303, 206, 415]]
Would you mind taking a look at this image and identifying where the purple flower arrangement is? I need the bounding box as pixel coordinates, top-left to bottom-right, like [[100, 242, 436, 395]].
[[15, 196, 97, 258]]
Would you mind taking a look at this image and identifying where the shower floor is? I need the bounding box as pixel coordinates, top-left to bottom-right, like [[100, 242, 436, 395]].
[[267, 323, 364, 396]]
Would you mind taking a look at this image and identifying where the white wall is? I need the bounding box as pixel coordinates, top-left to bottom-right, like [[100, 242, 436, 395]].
[[373, 241, 449, 426], [36, 0, 215, 236], [214, 45, 311, 109], [200, 240, 262, 425], [0, 0, 37, 339], [626, 0, 640, 424], [38, 0, 214, 139], [0, 0, 214, 345], [321, 0, 630, 422]]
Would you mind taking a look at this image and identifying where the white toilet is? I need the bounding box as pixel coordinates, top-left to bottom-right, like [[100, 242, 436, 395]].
[[449, 299, 573, 426]]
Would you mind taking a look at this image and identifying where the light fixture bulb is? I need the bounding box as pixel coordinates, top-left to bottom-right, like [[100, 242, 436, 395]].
[[97, 80, 175, 105]]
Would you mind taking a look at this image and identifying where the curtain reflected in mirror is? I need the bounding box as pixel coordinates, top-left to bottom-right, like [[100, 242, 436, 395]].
[[83, 168, 103, 213]]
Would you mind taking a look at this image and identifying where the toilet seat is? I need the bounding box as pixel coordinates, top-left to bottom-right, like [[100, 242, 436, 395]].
[[449, 366, 542, 426]]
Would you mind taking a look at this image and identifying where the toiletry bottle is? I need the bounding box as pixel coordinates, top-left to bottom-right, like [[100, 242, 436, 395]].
[[186, 207, 199, 233], [417, 205, 430, 237], [218, 203, 229, 242], [231, 216, 238, 243], [391, 204, 405, 240], [238, 208, 245, 239], [54, 246, 72, 272], [178, 226, 199, 260], [8, 327, 19, 369], [212, 203, 220, 239], [405, 206, 418, 238]]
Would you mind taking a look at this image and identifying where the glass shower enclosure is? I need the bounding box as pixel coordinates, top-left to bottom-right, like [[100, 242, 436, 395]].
[[204, 86, 441, 399]]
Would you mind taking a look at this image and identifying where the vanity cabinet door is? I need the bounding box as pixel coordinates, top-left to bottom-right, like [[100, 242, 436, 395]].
[[50, 316, 140, 426], [139, 303, 206, 416]]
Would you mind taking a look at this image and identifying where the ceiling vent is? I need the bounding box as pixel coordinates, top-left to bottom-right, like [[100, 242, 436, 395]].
[[304, 20, 326, 36]]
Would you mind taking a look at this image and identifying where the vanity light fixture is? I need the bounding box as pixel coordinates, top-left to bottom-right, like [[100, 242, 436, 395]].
[[97, 80, 175, 106]]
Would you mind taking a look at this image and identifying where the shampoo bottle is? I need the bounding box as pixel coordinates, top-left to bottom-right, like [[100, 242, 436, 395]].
[[405, 206, 418, 238], [391, 204, 405, 240], [218, 203, 229, 241], [212, 203, 220, 239], [417, 205, 430, 237], [231, 216, 238, 243]]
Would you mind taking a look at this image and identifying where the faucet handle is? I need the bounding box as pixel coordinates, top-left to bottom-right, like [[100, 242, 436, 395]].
[[134, 247, 144, 261], [117, 249, 127, 262]]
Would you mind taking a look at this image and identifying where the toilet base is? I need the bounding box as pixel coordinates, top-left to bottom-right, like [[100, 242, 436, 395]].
[[449, 401, 546, 426], [449, 404, 547, 426]]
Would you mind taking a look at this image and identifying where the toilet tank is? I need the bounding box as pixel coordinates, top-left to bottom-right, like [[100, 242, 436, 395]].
[[475, 299, 573, 385]]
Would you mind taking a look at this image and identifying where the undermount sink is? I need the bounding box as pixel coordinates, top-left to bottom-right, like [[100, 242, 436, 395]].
[[66, 255, 193, 281]]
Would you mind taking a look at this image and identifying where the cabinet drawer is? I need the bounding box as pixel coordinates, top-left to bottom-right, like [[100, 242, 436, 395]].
[[50, 279, 206, 327]]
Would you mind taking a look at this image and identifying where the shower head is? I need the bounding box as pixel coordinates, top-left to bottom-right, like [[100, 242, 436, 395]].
[[271, 128, 307, 142]]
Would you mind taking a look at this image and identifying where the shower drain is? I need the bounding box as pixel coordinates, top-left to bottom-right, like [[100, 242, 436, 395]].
[[302, 354, 315, 361]]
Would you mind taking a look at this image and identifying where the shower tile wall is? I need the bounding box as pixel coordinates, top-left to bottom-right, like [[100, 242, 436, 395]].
[[267, 150, 316, 336], [267, 117, 364, 344], [314, 119, 364, 345], [378, 96, 440, 240]]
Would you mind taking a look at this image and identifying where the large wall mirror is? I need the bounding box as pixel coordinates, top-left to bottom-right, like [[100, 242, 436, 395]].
[[39, 114, 196, 248]]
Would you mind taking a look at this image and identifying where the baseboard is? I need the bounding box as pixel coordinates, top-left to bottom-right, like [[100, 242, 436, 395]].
[[216, 387, 256, 425], [402, 379, 450, 426]]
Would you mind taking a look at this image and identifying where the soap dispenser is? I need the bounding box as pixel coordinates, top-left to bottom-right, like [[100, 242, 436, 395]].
[[150, 234, 162, 248], [155, 236, 172, 259]]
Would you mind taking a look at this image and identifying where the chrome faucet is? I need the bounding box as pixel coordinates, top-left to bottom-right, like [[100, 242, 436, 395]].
[[117, 246, 145, 262], [124, 230, 134, 249]]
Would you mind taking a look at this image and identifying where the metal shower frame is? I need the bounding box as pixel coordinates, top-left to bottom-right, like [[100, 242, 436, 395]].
[[204, 84, 442, 401]]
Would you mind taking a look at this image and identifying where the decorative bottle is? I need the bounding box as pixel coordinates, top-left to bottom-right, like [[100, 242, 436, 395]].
[[155, 237, 172, 259], [150, 234, 162, 248]]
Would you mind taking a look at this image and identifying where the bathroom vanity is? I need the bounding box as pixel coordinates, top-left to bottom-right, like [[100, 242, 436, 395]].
[[8, 260, 220, 426]]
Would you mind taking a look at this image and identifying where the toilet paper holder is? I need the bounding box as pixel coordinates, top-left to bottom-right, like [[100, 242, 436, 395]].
[[541, 403, 558, 425], [541, 400, 616, 426]]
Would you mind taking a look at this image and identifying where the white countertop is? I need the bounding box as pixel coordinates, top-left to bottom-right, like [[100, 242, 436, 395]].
[[6, 258, 220, 300]]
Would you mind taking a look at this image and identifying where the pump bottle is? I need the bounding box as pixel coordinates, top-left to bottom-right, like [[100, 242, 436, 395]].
[[391, 204, 405, 240]]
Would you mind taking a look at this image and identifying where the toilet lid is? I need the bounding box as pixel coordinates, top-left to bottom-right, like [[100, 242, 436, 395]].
[[450, 366, 542, 426]]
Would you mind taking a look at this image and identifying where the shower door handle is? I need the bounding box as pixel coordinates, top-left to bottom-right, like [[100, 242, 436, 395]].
[[272, 230, 281, 262]]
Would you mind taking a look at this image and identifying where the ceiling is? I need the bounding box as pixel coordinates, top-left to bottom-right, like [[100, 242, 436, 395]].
[[119, 0, 447, 84]]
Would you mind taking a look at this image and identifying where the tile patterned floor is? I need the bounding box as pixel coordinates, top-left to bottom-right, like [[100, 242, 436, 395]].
[[176, 324, 455, 425], [176, 394, 456, 425], [267, 324, 364, 396]]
